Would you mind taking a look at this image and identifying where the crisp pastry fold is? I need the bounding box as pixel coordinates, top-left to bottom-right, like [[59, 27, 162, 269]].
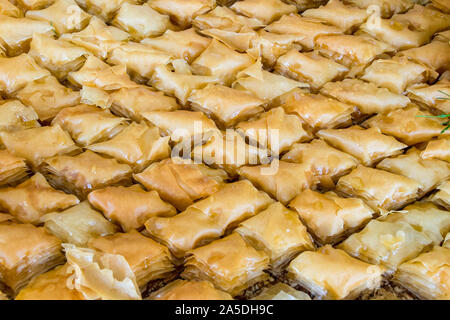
[[344, 0, 414, 17], [363, 106, 450, 145], [431, 0, 450, 13], [76, 0, 137, 22], [0, 100, 40, 132], [112, 2, 170, 41], [199, 27, 257, 53], [317, 126, 408, 166], [236, 202, 314, 271], [236, 107, 311, 154], [13, 0, 53, 10], [282, 92, 354, 132], [15, 76, 81, 121], [25, 0, 91, 35], [0, 223, 64, 294], [282, 139, 359, 188], [150, 279, 233, 300], [193, 6, 264, 31], [0, 173, 79, 225], [231, 0, 296, 25], [52, 104, 127, 147], [42, 201, 119, 246], [276, 50, 348, 90], [289, 190, 374, 245], [0, 15, 54, 56], [188, 84, 264, 128], [42, 150, 132, 198], [396, 40, 450, 74], [28, 33, 90, 81], [145, 180, 273, 258], [88, 184, 176, 232], [0, 150, 28, 186], [88, 231, 175, 289], [0, 125, 79, 168], [150, 0, 215, 28], [134, 158, 228, 211], [0, 54, 50, 95], [87, 123, 170, 172], [238, 160, 316, 205], [320, 79, 410, 115], [394, 246, 450, 300], [302, 0, 369, 32], [407, 79, 450, 115], [110, 86, 179, 122], [336, 166, 421, 213], [182, 233, 270, 296], [191, 40, 255, 86], [287, 245, 385, 300], [149, 65, 221, 105], [282, 0, 327, 11], [0, 0, 21, 18], [392, 5, 450, 35], [377, 148, 450, 196], [60, 16, 130, 59], [141, 28, 211, 64], [361, 58, 438, 94], [338, 220, 433, 271], [252, 283, 311, 300], [265, 14, 343, 50], [430, 181, 450, 210], [142, 110, 219, 144], [382, 202, 450, 246]]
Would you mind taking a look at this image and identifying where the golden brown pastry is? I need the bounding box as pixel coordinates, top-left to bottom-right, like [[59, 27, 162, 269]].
[[396, 40, 450, 74], [0, 150, 28, 187], [0, 0, 21, 17], [15, 0, 57, 10], [392, 4, 450, 35], [88, 184, 176, 232], [236, 202, 314, 270], [287, 245, 385, 300], [150, 0, 215, 28], [344, 0, 414, 18], [193, 6, 264, 31], [336, 166, 421, 213], [42, 201, 119, 246], [0, 173, 79, 225], [182, 233, 270, 296], [42, 150, 132, 198], [231, 0, 296, 25], [444, 233, 450, 248], [289, 190, 374, 245], [0, 99, 40, 132], [431, 0, 450, 13], [421, 138, 450, 162], [150, 279, 233, 300], [134, 158, 228, 211], [407, 79, 450, 114], [88, 230, 175, 289], [317, 126, 408, 166], [0, 223, 64, 294], [394, 246, 450, 300], [430, 181, 450, 210], [252, 283, 311, 300]]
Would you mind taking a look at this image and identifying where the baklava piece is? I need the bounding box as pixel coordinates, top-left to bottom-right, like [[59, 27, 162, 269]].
[[52, 104, 127, 147], [338, 220, 433, 271], [134, 158, 228, 211], [282, 139, 359, 187], [150, 279, 233, 300], [145, 180, 273, 258], [336, 166, 421, 213], [377, 148, 450, 196], [75, 0, 135, 22], [344, 0, 414, 17], [25, 0, 90, 35], [394, 246, 450, 300], [317, 126, 408, 166], [252, 283, 311, 300], [150, 0, 215, 28], [193, 6, 263, 31], [281, 92, 354, 132], [0, 54, 50, 96], [15, 76, 81, 122], [88, 230, 175, 289], [0, 150, 28, 186], [236, 202, 314, 271], [13, 0, 53, 10], [320, 79, 410, 115], [236, 107, 311, 154], [430, 181, 450, 210], [60, 16, 130, 59], [421, 138, 450, 162], [0, 100, 40, 132], [196, 27, 257, 54], [0, 125, 79, 168], [88, 184, 176, 232], [431, 0, 450, 14], [182, 233, 270, 297], [42, 150, 132, 198], [42, 201, 118, 246], [302, 0, 369, 32], [392, 4, 450, 36], [287, 245, 385, 300], [276, 49, 348, 91], [363, 106, 450, 145], [0, 173, 79, 225], [28, 33, 90, 81], [238, 160, 315, 205], [289, 190, 374, 245], [0, 0, 21, 18], [231, 0, 296, 25], [407, 79, 450, 115], [0, 223, 64, 294]]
